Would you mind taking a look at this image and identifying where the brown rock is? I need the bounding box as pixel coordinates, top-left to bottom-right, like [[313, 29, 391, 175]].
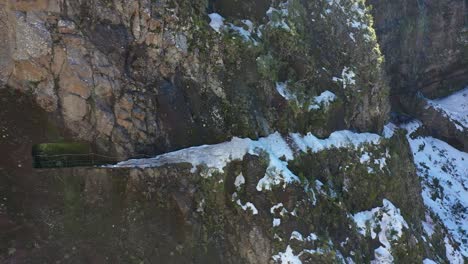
[[13, 60, 48, 82], [62, 94, 88, 121], [96, 108, 115, 137], [12, 12, 51, 60], [35, 78, 57, 112], [57, 19, 77, 34], [94, 75, 113, 99], [10, 0, 50, 11]]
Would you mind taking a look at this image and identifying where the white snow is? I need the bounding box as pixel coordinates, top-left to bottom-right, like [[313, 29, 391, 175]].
[[234, 173, 245, 189], [276, 83, 337, 111], [266, 5, 291, 31], [236, 200, 259, 215], [273, 218, 281, 227], [208, 14, 258, 43], [272, 245, 302, 264], [383, 123, 397, 138], [114, 130, 383, 193], [276, 82, 295, 101], [306, 233, 318, 241], [308, 90, 337, 110], [426, 87, 468, 131], [360, 152, 371, 163], [208, 13, 224, 33], [271, 203, 284, 214], [422, 213, 435, 237], [423, 259, 437, 264], [404, 121, 468, 256], [372, 246, 393, 264], [290, 231, 318, 242], [445, 237, 464, 264], [291, 130, 381, 154], [290, 231, 303, 241], [353, 199, 409, 263], [333, 67, 356, 89]]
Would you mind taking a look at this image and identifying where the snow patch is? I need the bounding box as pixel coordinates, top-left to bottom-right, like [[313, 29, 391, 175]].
[[273, 218, 281, 227], [236, 200, 258, 215], [114, 130, 382, 193], [234, 173, 245, 189], [290, 231, 318, 242], [423, 259, 437, 264], [353, 199, 408, 263], [445, 237, 464, 264], [308, 90, 337, 110], [404, 121, 467, 256], [208, 13, 224, 33], [383, 123, 397, 138], [272, 245, 302, 264]]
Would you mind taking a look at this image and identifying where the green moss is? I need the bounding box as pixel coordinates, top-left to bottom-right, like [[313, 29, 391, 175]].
[[257, 54, 282, 82]]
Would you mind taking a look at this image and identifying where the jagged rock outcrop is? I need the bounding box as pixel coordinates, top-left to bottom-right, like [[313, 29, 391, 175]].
[[0, 0, 389, 157]]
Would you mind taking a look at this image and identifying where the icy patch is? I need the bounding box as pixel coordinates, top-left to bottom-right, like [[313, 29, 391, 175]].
[[423, 259, 437, 264], [353, 199, 408, 263], [276, 82, 295, 101], [445, 237, 464, 264], [383, 123, 397, 138], [404, 121, 468, 256], [290, 231, 318, 242], [426, 87, 468, 131], [332, 67, 356, 89], [272, 246, 302, 264], [273, 218, 281, 227], [237, 200, 258, 215], [360, 152, 371, 163], [308, 90, 337, 110], [373, 246, 393, 264], [266, 5, 291, 31], [276, 83, 337, 111], [208, 13, 224, 33], [114, 130, 382, 192], [291, 130, 381, 154], [422, 214, 435, 237], [234, 173, 245, 189], [208, 13, 258, 43]]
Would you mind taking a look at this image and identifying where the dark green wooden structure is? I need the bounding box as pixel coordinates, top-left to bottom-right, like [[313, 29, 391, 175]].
[[32, 143, 118, 168]]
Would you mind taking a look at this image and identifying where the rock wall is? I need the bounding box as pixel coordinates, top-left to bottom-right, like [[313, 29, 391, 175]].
[[2, 130, 461, 263], [369, 0, 467, 99], [1, 0, 389, 157]]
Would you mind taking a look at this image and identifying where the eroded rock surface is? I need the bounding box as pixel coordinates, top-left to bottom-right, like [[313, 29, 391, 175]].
[[1, 0, 389, 157]]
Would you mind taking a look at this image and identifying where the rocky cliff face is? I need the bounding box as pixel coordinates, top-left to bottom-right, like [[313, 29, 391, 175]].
[[1, 0, 389, 157], [369, 0, 467, 99], [6, 130, 459, 263], [369, 0, 467, 152], [0, 0, 466, 263]]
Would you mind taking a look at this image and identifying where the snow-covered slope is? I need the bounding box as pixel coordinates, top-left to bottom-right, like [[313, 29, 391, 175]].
[[353, 199, 409, 264], [403, 121, 467, 259], [113, 130, 382, 191], [426, 87, 468, 131]]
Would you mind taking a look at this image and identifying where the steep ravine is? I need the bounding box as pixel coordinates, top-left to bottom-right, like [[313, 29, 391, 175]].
[[0, 0, 467, 263]]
